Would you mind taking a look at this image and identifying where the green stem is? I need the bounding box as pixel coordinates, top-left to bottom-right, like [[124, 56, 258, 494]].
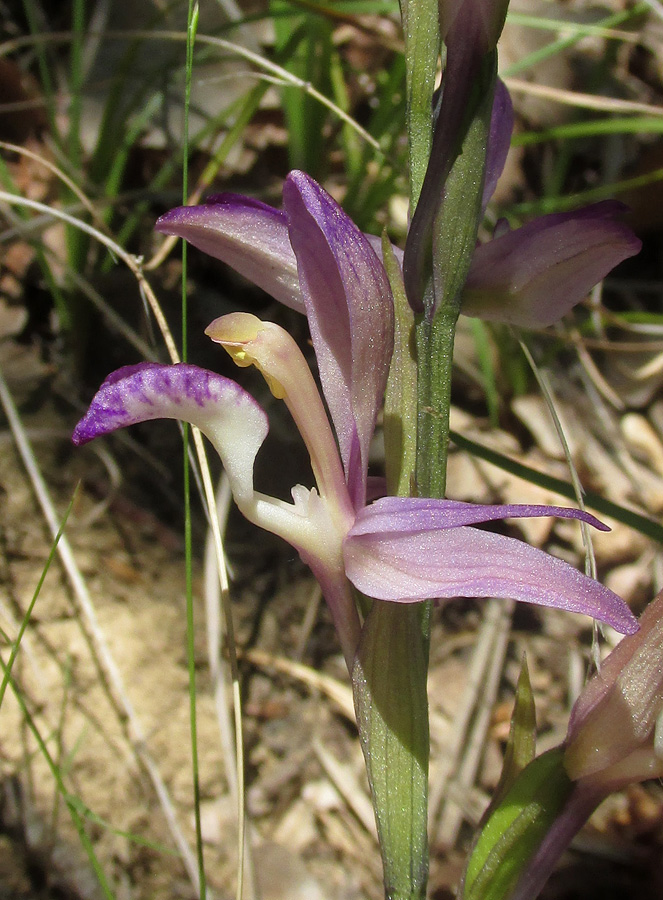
[[353, 602, 430, 900], [415, 310, 458, 498], [356, 241, 431, 900], [182, 6, 206, 898]]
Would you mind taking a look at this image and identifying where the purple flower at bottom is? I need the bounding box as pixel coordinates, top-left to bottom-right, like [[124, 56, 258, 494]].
[[502, 592, 663, 900], [565, 591, 663, 789], [74, 173, 637, 671]]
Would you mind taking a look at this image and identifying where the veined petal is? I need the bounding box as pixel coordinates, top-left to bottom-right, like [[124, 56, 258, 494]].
[[283, 171, 395, 507], [343, 515, 637, 634], [462, 201, 642, 327], [155, 195, 305, 313], [72, 362, 268, 505], [353, 495, 610, 533]]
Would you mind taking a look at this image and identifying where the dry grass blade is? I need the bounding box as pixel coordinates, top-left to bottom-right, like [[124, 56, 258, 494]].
[[241, 648, 355, 722], [313, 741, 377, 839], [0, 140, 111, 233], [643, 0, 663, 21], [504, 77, 663, 117], [0, 190, 180, 363], [0, 28, 382, 161], [569, 326, 626, 411], [519, 337, 597, 577], [435, 600, 514, 848], [429, 598, 511, 846]]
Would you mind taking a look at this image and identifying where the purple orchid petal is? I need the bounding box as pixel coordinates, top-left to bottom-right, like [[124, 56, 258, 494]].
[[282, 171, 395, 508], [354, 495, 610, 533], [482, 78, 513, 212], [73, 363, 268, 504], [463, 200, 642, 327], [155, 195, 305, 313], [343, 503, 637, 634]]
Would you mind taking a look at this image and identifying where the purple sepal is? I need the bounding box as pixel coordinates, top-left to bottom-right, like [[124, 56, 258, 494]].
[[343, 499, 637, 634], [283, 171, 395, 508], [438, 0, 465, 40], [443, 0, 509, 49], [155, 196, 304, 313], [463, 201, 642, 327]]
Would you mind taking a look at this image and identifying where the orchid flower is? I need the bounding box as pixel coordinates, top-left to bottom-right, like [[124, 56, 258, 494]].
[[74, 172, 636, 672], [492, 593, 663, 900]]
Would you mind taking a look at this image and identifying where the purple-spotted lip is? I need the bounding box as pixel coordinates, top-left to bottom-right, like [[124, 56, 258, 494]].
[[72, 362, 266, 445]]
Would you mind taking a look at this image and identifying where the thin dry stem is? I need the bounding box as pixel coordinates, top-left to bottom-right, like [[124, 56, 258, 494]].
[[435, 599, 514, 847], [429, 599, 509, 843], [519, 336, 598, 579], [313, 740, 377, 839], [504, 77, 663, 117]]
